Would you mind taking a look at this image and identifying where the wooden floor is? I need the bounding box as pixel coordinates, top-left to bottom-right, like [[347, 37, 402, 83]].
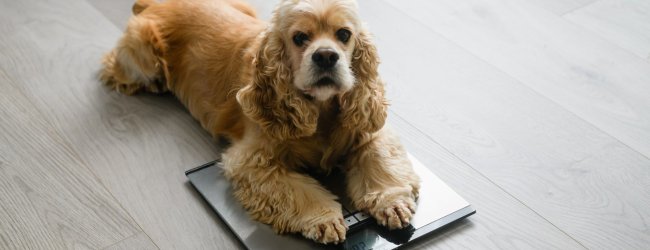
[[1, 0, 649, 249]]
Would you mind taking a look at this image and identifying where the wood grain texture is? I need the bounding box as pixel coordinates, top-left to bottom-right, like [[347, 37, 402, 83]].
[[103, 232, 158, 250], [565, 0, 650, 61], [2, 0, 649, 249], [0, 69, 140, 249], [0, 0, 239, 249], [523, 0, 597, 15], [382, 0, 650, 159], [387, 114, 585, 250], [372, 0, 650, 248]]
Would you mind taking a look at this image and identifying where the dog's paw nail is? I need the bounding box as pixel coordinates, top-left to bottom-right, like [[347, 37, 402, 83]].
[[372, 199, 415, 230], [302, 216, 347, 244]]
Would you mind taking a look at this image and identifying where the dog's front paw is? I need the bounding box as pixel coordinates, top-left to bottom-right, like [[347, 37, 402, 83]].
[[300, 215, 347, 244], [369, 197, 416, 230]]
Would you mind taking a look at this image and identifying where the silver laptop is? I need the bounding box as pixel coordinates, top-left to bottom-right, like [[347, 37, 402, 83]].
[[186, 154, 475, 249]]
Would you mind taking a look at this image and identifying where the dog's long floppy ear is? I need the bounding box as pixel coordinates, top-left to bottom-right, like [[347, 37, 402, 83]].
[[237, 30, 319, 140], [339, 29, 388, 133]]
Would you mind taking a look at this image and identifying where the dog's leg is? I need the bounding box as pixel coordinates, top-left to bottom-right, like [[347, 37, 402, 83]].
[[345, 128, 421, 230], [100, 15, 168, 95], [222, 147, 347, 244]]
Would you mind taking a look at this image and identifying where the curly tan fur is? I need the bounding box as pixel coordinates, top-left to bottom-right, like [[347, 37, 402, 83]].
[[339, 30, 388, 133], [101, 0, 419, 245], [237, 29, 319, 140]]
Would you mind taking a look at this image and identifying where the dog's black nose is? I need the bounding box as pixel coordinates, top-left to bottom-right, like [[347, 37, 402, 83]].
[[312, 48, 339, 69]]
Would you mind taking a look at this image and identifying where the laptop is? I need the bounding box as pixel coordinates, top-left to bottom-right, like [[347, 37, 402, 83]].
[[186, 154, 475, 249]]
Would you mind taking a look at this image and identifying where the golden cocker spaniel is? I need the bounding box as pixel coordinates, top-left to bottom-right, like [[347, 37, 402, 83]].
[[101, 0, 420, 244]]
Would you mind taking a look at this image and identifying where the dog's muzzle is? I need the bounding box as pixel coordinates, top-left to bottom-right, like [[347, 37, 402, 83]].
[[312, 48, 339, 70]]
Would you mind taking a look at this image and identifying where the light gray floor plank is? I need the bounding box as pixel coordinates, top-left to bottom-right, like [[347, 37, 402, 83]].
[[565, 0, 650, 61], [87, 0, 276, 29], [86, 0, 133, 29], [0, 0, 241, 249], [523, 0, 597, 15], [103, 232, 158, 250], [375, 0, 650, 248], [3, 0, 649, 249], [382, 0, 650, 159], [386, 115, 584, 250], [245, 0, 280, 20], [0, 69, 140, 249]]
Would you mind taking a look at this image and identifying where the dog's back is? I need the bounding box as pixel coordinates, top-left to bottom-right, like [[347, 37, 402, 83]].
[[101, 0, 266, 140]]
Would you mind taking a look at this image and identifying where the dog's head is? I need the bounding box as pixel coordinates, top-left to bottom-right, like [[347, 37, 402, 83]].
[[238, 0, 387, 140], [281, 0, 358, 101]]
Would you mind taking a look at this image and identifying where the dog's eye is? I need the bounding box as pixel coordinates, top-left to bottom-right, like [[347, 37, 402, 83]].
[[292, 32, 309, 47], [336, 29, 351, 43]]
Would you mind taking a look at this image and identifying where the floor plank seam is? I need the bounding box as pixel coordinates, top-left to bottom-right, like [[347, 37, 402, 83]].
[[0, 68, 138, 248], [59, 2, 166, 246], [380, 1, 650, 246], [0, 20, 154, 250], [84, 0, 130, 31], [99, 232, 141, 250], [559, 0, 602, 16], [562, 16, 650, 64], [99, 231, 160, 250], [380, 0, 650, 162], [389, 112, 590, 250], [563, 28, 650, 65], [141, 232, 161, 250], [9, 77, 153, 249], [24, 0, 636, 249]]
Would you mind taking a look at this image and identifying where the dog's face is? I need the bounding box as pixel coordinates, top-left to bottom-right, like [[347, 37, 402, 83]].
[[239, 0, 386, 140], [278, 0, 360, 101]]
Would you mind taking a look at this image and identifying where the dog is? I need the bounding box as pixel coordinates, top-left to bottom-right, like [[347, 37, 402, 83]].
[[101, 0, 420, 244]]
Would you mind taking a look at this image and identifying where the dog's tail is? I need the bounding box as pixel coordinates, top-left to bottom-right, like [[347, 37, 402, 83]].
[[132, 0, 157, 15]]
